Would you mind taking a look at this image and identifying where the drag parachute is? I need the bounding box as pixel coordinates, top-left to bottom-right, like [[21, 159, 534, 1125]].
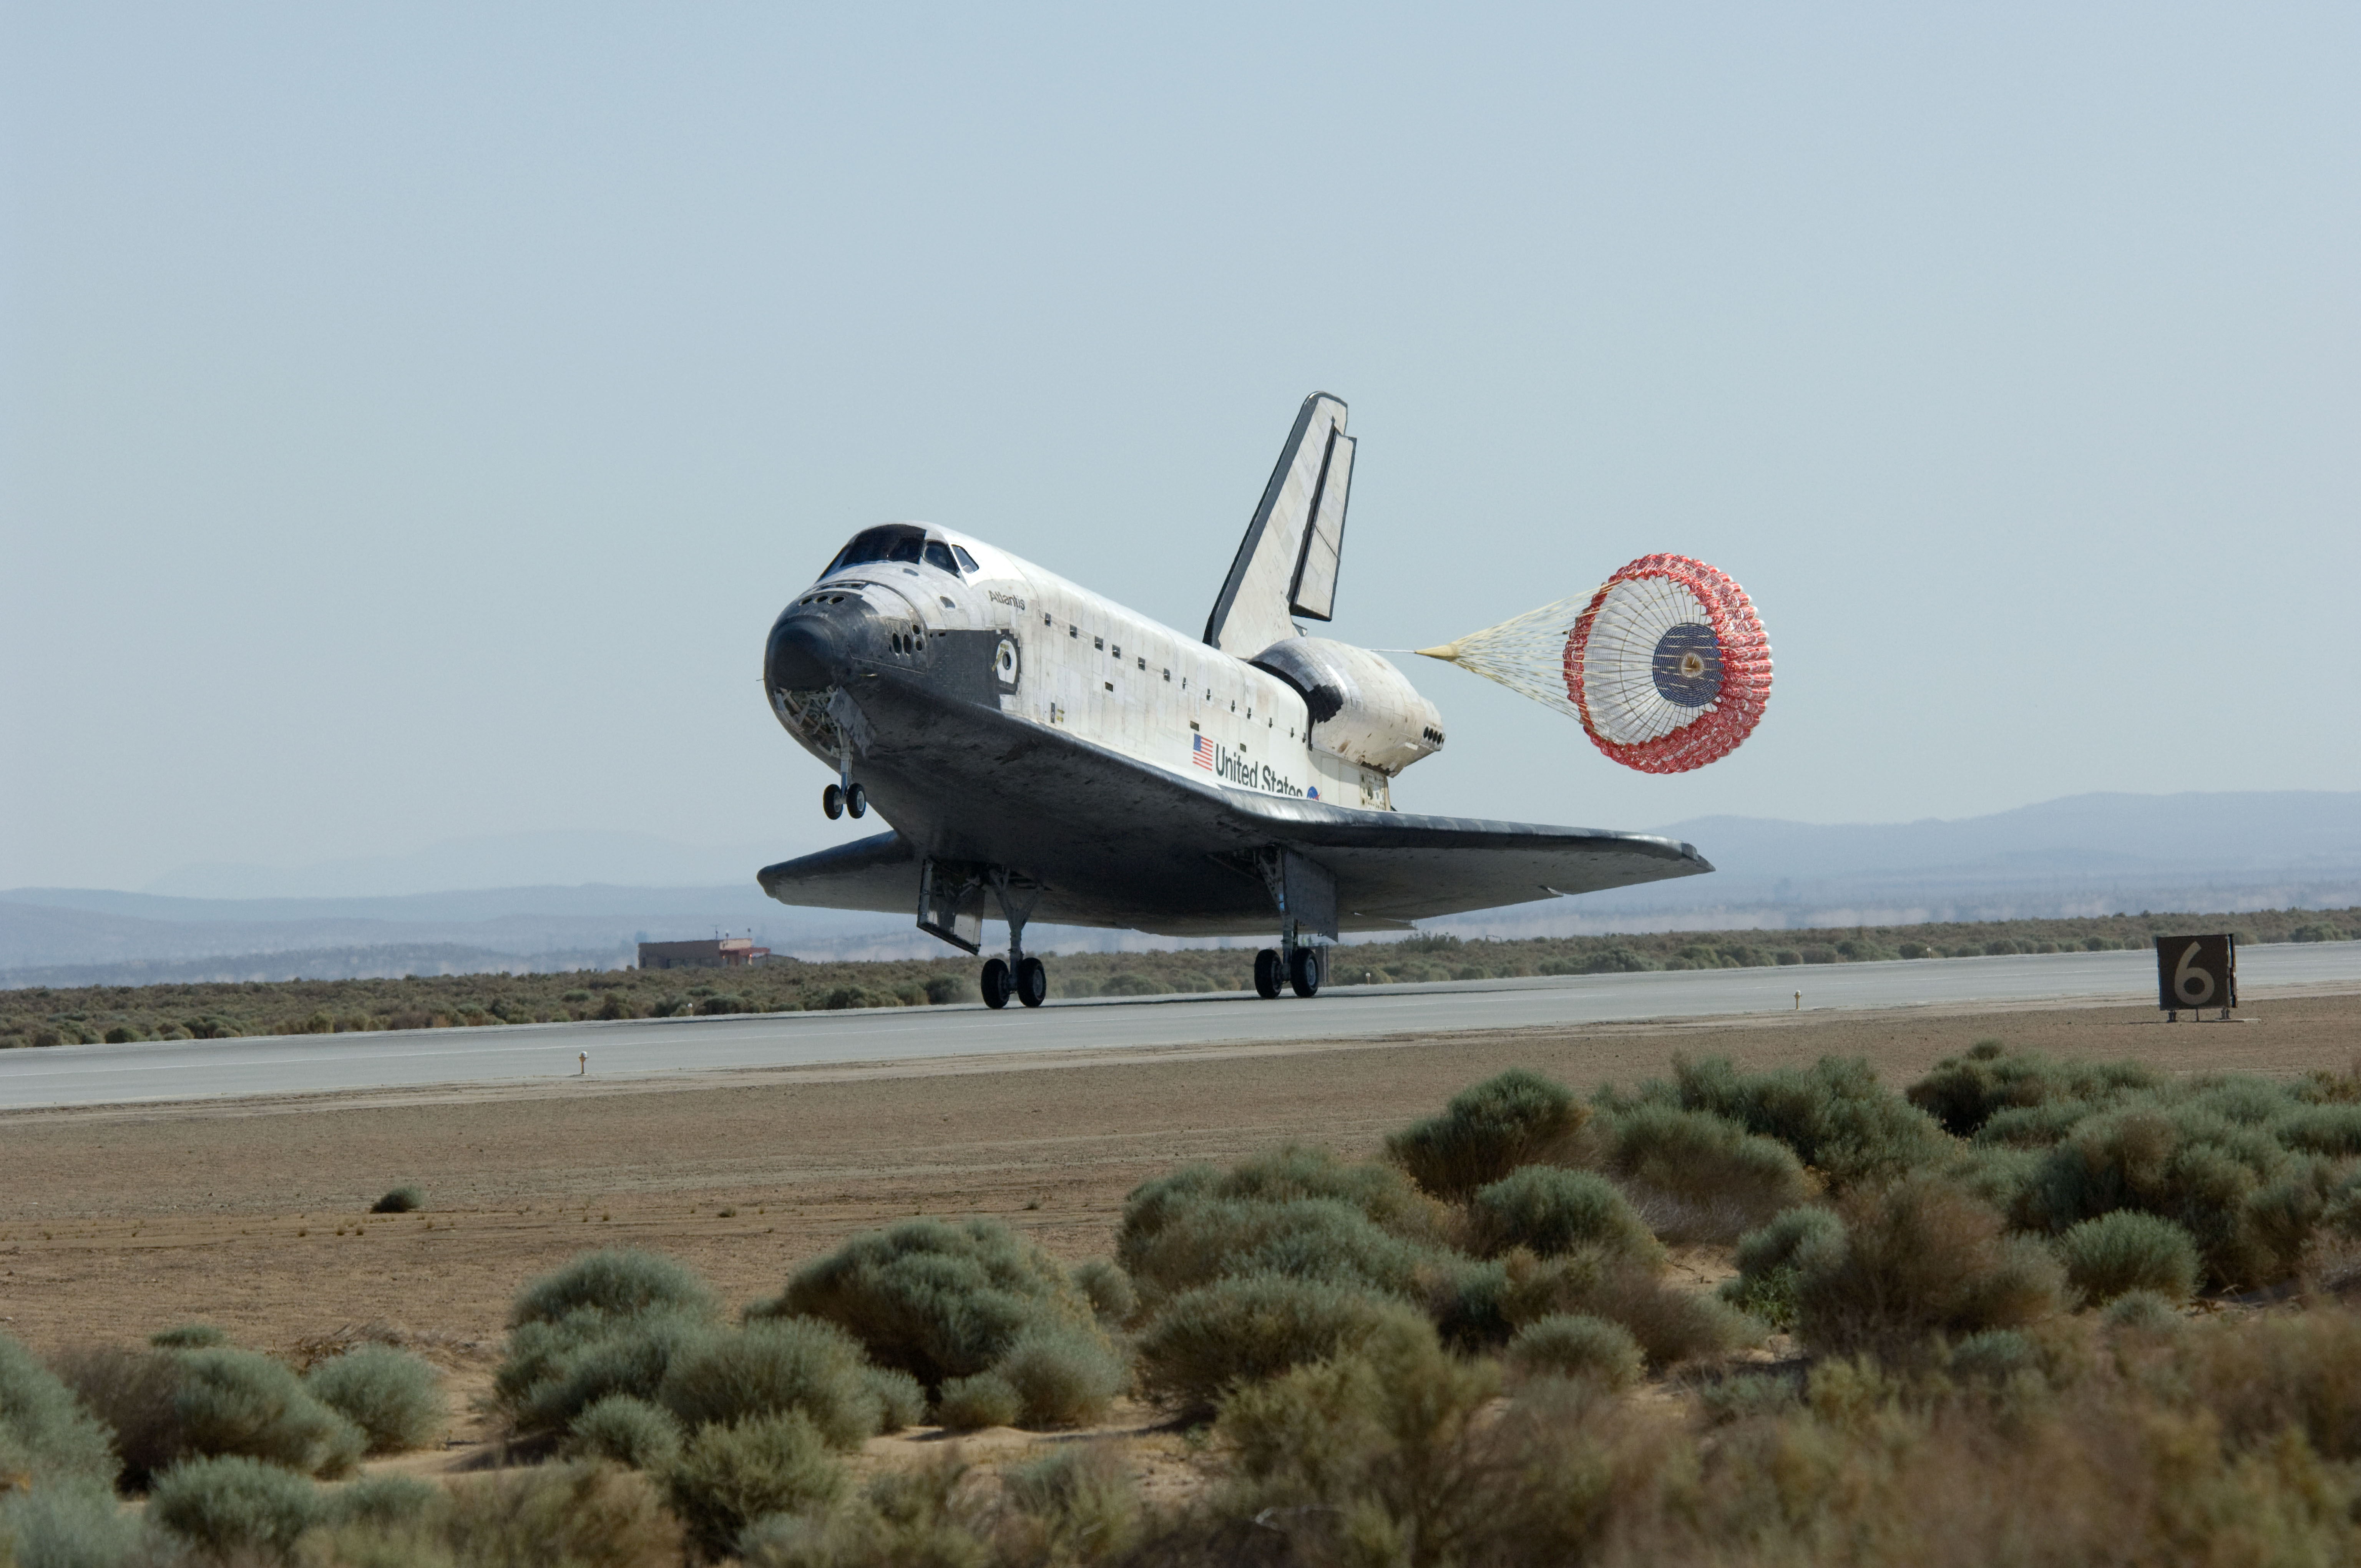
[[1417, 553, 1772, 774]]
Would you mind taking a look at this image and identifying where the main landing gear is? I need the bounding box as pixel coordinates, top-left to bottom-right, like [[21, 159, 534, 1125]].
[[980, 871, 1047, 1009], [980, 955, 1047, 1010], [821, 782, 867, 820], [1253, 944, 1322, 999]]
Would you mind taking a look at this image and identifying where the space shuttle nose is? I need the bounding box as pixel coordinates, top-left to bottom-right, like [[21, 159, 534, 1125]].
[[765, 613, 856, 692]]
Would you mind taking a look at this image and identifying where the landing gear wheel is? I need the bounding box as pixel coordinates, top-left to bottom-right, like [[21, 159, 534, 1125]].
[[1254, 948, 1283, 1000], [980, 958, 1012, 1009], [1016, 956, 1048, 1008], [845, 782, 868, 818], [822, 783, 844, 820], [1288, 946, 1323, 999]]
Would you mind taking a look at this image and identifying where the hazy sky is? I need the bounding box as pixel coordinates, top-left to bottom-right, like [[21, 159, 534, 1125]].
[[4, 4, 2354, 893]]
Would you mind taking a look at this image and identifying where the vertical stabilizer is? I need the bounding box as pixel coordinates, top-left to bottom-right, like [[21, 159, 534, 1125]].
[[1204, 393, 1355, 653]]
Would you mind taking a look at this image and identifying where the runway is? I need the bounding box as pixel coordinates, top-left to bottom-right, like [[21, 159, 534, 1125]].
[[5, 942, 2359, 1112]]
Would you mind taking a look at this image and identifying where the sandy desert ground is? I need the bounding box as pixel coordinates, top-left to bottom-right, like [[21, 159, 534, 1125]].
[[7, 991, 2357, 1364]]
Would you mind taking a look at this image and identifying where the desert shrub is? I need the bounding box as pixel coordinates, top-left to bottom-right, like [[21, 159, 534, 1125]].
[[322, 1470, 445, 1530], [445, 1458, 681, 1568], [509, 1249, 716, 1328], [147, 1454, 322, 1560], [1385, 1070, 1589, 1200], [1597, 1103, 1816, 1241], [1908, 1044, 2163, 1138], [862, 1369, 925, 1434], [1504, 1314, 1644, 1390], [1795, 1173, 2062, 1357], [45, 1344, 178, 1490], [1467, 1167, 1659, 1262], [2161, 1310, 2361, 1460], [2102, 1290, 2182, 1331], [500, 1308, 714, 1436], [1001, 1443, 1142, 1563], [0, 1478, 142, 1568], [2056, 1210, 2202, 1304], [0, 1333, 116, 1493], [736, 1454, 983, 1568], [1944, 1328, 2037, 1384], [370, 1185, 425, 1214], [172, 1347, 363, 1478], [2278, 1103, 2361, 1157], [655, 1317, 882, 1449], [1118, 1194, 1437, 1304], [664, 1412, 845, 1560], [1119, 1148, 1440, 1270], [1071, 1259, 1137, 1327], [1527, 1254, 1763, 1368], [303, 1344, 445, 1454], [568, 1394, 684, 1470], [1657, 1055, 1949, 1187], [991, 1324, 1129, 1427], [1720, 1206, 1844, 1329], [758, 1217, 1091, 1387], [1134, 1275, 1434, 1414], [149, 1324, 228, 1349], [934, 1371, 1022, 1430], [1214, 1315, 1511, 1562], [2013, 1106, 2310, 1288]]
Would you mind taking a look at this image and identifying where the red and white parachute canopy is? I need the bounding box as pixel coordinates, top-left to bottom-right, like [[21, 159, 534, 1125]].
[[1416, 554, 1772, 773]]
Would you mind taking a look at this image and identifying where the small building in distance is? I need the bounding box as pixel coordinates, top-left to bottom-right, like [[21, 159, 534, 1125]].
[[638, 936, 771, 971]]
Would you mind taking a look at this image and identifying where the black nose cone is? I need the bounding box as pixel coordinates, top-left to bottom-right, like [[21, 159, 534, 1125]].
[[766, 615, 851, 692]]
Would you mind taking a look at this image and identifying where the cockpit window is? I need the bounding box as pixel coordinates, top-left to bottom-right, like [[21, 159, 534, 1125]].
[[923, 541, 960, 575], [824, 525, 927, 576], [952, 545, 981, 573]]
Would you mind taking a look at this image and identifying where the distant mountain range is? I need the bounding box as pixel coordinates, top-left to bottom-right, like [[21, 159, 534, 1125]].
[[7, 791, 2357, 986]]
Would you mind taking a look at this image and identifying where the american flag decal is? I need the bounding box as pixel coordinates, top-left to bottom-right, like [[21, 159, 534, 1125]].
[[1191, 734, 1215, 770]]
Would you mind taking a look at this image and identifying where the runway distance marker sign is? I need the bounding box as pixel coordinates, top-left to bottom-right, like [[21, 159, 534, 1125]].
[[2155, 933, 2236, 1017]]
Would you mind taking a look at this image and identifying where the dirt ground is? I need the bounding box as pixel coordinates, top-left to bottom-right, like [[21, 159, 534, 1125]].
[[3, 990, 2356, 1374]]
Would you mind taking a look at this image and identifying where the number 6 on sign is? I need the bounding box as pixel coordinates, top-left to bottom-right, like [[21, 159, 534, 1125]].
[[2154, 933, 2235, 1018]]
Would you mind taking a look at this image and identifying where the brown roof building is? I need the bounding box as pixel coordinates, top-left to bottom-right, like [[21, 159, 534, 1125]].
[[637, 937, 771, 971]]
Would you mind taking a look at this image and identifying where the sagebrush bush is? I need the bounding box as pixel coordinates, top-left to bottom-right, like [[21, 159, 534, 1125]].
[[991, 1324, 1129, 1427], [1513, 1252, 1763, 1368], [1796, 1173, 2062, 1356], [1599, 1103, 1816, 1241], [863, 1368, 925, 1434], [736, 1454, 981, 1568], [655, 1317, 883, 1449], [172, 1347, 364, 1478], [304, 1344, 444, 1454], [1072, 1259, 1137, 1327], [41, 1345, 172, 1492], [1001, 1443, 1142, 1563], [444, 1459, 681, 1568], [0, 1478, 142, 1568], [1504, 1314, 1644, 1390], [1385, 1070, 1590, 1200], [1908, 1045, 2163, 1138], [760, 1217, 1090, 1388], [663, 1411, 845, 1560], [498, 1307, 716, 1436], [934, 1371, 1023, 1430], [370, 1185, 425, 1214], [2013, 1105, 2312, 1289], [0, 1333, 116, 1493], [323, 1470, 445, 1530], [2102, 1290, 2183, 1331], [567, 1394, 684, 1470], [1119, 1194, 1438, 1303], [1135, 1274, 1434, 1414], [147, 1454, 322, 1560], [1720, 1206, 1844, 1329], [2056, 1210, 2202, 1304], [1656, 1054, 1949, 1187], [149, 1324, 227, 1349], [509, 1249, 716, 1328], [1467, 1166, 1659, 1262]]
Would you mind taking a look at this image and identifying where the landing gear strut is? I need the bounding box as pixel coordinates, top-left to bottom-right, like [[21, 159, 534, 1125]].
[[980, 871, 1047, 1009]]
